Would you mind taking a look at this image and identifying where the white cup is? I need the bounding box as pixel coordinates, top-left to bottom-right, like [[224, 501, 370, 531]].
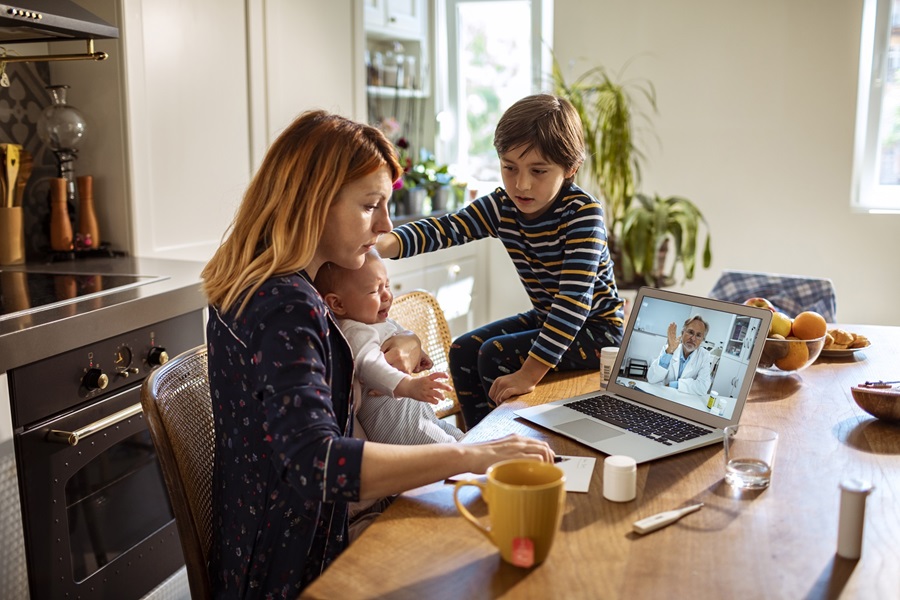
[[600, 346, 620, 386]]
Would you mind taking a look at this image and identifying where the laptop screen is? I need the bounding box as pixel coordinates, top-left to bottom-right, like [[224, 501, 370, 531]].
[[610, 287, 770, 426]]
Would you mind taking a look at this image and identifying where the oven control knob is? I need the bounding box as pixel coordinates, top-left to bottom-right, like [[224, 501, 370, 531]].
[[82, 368, 109, 391], [148, 347, 169, 367]]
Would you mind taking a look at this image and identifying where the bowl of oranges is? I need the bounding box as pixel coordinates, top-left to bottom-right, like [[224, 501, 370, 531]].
[[755, 310, 828, 377]]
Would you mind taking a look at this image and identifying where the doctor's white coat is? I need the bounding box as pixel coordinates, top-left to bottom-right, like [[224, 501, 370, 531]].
[[646, 344, 713, 396]]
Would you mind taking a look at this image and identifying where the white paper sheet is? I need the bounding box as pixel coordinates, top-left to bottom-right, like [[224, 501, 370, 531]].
[[447, 455, 597, 493]]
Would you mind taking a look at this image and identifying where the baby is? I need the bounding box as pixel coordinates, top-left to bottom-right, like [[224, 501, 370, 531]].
[[314, 250, 464, 445]]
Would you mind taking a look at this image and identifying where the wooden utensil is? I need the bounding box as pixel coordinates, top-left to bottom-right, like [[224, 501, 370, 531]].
[[1, 143, 20, 208], [14, 149, 32, 208]]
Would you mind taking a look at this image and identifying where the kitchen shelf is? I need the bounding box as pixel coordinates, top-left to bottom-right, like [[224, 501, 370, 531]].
[[367, 85, 428, 99]]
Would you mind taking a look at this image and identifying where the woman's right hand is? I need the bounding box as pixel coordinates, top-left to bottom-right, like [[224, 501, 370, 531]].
[[463, 434, 555, 474]]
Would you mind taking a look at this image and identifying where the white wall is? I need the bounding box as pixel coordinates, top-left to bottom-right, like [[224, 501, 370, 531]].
[[553, 0, 896, 326]]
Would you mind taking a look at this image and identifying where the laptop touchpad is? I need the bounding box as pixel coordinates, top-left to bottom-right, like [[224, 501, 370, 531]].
[[556, 419, 624, 442]]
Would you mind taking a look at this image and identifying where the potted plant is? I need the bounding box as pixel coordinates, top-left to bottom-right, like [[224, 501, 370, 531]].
[[398, 145, 463, 214], [550, 58, 713, 287], [618, 193, 712, 286], [550, 57, 654, 239]]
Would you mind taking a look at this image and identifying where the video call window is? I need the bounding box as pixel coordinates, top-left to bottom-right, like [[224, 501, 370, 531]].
[[615, 297, 765, 420]]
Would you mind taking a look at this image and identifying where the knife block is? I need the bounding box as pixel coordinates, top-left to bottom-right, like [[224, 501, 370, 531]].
[[0, 206, 26, 265]]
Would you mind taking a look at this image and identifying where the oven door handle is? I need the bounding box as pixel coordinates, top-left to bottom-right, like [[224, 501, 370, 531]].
[[48, 402, 143, 446]]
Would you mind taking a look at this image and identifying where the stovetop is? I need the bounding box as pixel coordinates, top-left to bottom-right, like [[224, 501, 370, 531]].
[[0, 270, 164, 321]]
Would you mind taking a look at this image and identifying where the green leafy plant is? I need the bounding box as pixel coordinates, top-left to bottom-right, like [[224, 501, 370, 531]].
[[403, 148, 455, 197], [550, 57, 713, 287], [550, 57, 656, 236], [619, 193, 712, 286]]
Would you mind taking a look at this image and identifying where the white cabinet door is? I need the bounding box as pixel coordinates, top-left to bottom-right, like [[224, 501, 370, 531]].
[[425, 256, 476, 338], [364, 0, 387, 27], [384, 0, 426, 37], [366, 0, 426, 40], [55, 0, 252, 262], [53, 0, 362, 262], [712, 354, 746, 397]]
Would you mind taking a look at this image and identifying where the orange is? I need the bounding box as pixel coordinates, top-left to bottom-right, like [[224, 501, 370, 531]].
[[775, 338, 810, 371], [791, 311, 827, 340]]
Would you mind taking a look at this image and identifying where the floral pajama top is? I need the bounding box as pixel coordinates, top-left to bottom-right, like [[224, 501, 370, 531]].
[[206, 271, 363, 598]]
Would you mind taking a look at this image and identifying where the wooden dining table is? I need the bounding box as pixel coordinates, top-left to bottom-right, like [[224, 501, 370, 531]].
[[302, 324, 900, 600]]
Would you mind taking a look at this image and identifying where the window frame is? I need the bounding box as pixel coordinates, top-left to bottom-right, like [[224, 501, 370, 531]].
[[435, 0, 553, 188], [853, 0, 900, 214]]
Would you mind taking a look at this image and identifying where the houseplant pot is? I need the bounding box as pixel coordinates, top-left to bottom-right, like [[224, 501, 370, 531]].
[[618, 192, 712, 286]]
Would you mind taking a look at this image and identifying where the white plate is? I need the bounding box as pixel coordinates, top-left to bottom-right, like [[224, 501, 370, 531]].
[[819, 345, 871, 358]]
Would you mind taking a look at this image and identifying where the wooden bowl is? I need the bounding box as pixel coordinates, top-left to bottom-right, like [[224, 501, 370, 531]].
[[850, 386, 900, 423]]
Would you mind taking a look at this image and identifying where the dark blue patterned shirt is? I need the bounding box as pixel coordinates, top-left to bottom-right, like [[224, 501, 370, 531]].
[[206, 271, 363, 598]]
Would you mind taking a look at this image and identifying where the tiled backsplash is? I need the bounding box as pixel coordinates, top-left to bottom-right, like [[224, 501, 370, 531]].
[[0, 62, 59, 259]]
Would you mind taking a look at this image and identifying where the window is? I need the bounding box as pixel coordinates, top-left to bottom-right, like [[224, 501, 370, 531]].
[[853, 0, 900, 213], [436, 0, 552, 189]]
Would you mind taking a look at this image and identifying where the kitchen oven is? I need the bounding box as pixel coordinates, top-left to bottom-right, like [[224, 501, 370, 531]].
[[8, 309, 204, 599]]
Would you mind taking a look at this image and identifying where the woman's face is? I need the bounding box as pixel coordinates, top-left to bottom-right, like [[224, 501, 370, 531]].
[[312, 167, 393, 276]]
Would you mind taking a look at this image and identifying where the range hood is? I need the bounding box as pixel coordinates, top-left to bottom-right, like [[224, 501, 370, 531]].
[[0, 1, 118, 44]]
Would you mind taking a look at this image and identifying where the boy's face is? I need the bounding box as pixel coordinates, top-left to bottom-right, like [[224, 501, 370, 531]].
[[327, 256, 393, 324], [499, 145, 575, 220]]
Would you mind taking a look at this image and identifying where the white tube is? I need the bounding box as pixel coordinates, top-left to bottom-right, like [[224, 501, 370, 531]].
[[836, 478, 874, 559]]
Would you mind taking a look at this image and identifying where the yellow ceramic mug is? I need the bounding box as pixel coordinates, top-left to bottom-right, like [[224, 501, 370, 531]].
[[453, 459, 566, 568]]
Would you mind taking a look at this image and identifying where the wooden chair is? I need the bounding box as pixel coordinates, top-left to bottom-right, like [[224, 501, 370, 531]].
[[140, 345, 214, 599], [390, 290, 465, 431]]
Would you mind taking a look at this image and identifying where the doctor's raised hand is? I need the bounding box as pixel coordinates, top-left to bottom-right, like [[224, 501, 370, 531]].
[[666, 322, 679, 354]]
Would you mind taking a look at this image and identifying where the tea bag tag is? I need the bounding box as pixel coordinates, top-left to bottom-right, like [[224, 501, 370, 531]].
[[511, 537, 535, 568]]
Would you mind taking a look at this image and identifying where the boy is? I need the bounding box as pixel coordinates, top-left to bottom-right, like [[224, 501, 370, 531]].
[[314, 251, 464, 445], [377, 93, 625, 428]]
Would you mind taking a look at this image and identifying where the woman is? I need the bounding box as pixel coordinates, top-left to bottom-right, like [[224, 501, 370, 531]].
[[201, 110, 553, 598]]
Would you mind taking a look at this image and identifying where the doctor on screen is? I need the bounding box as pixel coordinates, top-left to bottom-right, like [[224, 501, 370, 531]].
[[646, 316, 713, 395]]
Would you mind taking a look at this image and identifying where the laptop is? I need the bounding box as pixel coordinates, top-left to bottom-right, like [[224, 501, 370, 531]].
[[515, 287, 773, 463]]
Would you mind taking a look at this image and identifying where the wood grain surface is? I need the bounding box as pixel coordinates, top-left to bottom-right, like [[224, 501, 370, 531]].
[[302, 324, 900, 600]]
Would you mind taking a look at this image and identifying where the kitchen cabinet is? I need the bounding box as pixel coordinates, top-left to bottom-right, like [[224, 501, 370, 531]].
[[364, 0, 433, 177], [385, 240, 489, 338], [48, 0, 363, 262], [711, 353, 746, 397], [364, 0, 428, 39]]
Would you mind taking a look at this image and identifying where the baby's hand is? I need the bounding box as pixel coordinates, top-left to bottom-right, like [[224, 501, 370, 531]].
[[395, 372, 452, 405], [417, 352, 434, 373]]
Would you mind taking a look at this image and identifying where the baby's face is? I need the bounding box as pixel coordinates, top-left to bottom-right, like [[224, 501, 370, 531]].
[[338, 257, 392, 324]]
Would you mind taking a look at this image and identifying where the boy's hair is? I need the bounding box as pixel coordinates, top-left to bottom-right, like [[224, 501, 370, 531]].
[[493, 94, 585, 183]]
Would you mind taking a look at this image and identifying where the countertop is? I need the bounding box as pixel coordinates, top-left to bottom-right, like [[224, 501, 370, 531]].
[[0, 257, 207, 372]]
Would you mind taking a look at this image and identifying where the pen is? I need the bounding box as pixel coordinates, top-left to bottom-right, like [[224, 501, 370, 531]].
[[554, 456, 568, 463]]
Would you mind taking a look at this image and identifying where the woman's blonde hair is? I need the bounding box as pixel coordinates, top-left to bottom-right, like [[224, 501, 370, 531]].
[[201, 110, 401, 315]]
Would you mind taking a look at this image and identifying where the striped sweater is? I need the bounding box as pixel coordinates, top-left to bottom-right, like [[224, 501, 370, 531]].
[[390, 183, 624, 367]]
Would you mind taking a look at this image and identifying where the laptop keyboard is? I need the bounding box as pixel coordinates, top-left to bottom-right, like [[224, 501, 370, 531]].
[[568, 394, 710, 446]]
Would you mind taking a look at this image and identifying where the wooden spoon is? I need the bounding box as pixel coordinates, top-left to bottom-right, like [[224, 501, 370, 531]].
[[1, 144, 20, 208], [14, 149, 32, 207]]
